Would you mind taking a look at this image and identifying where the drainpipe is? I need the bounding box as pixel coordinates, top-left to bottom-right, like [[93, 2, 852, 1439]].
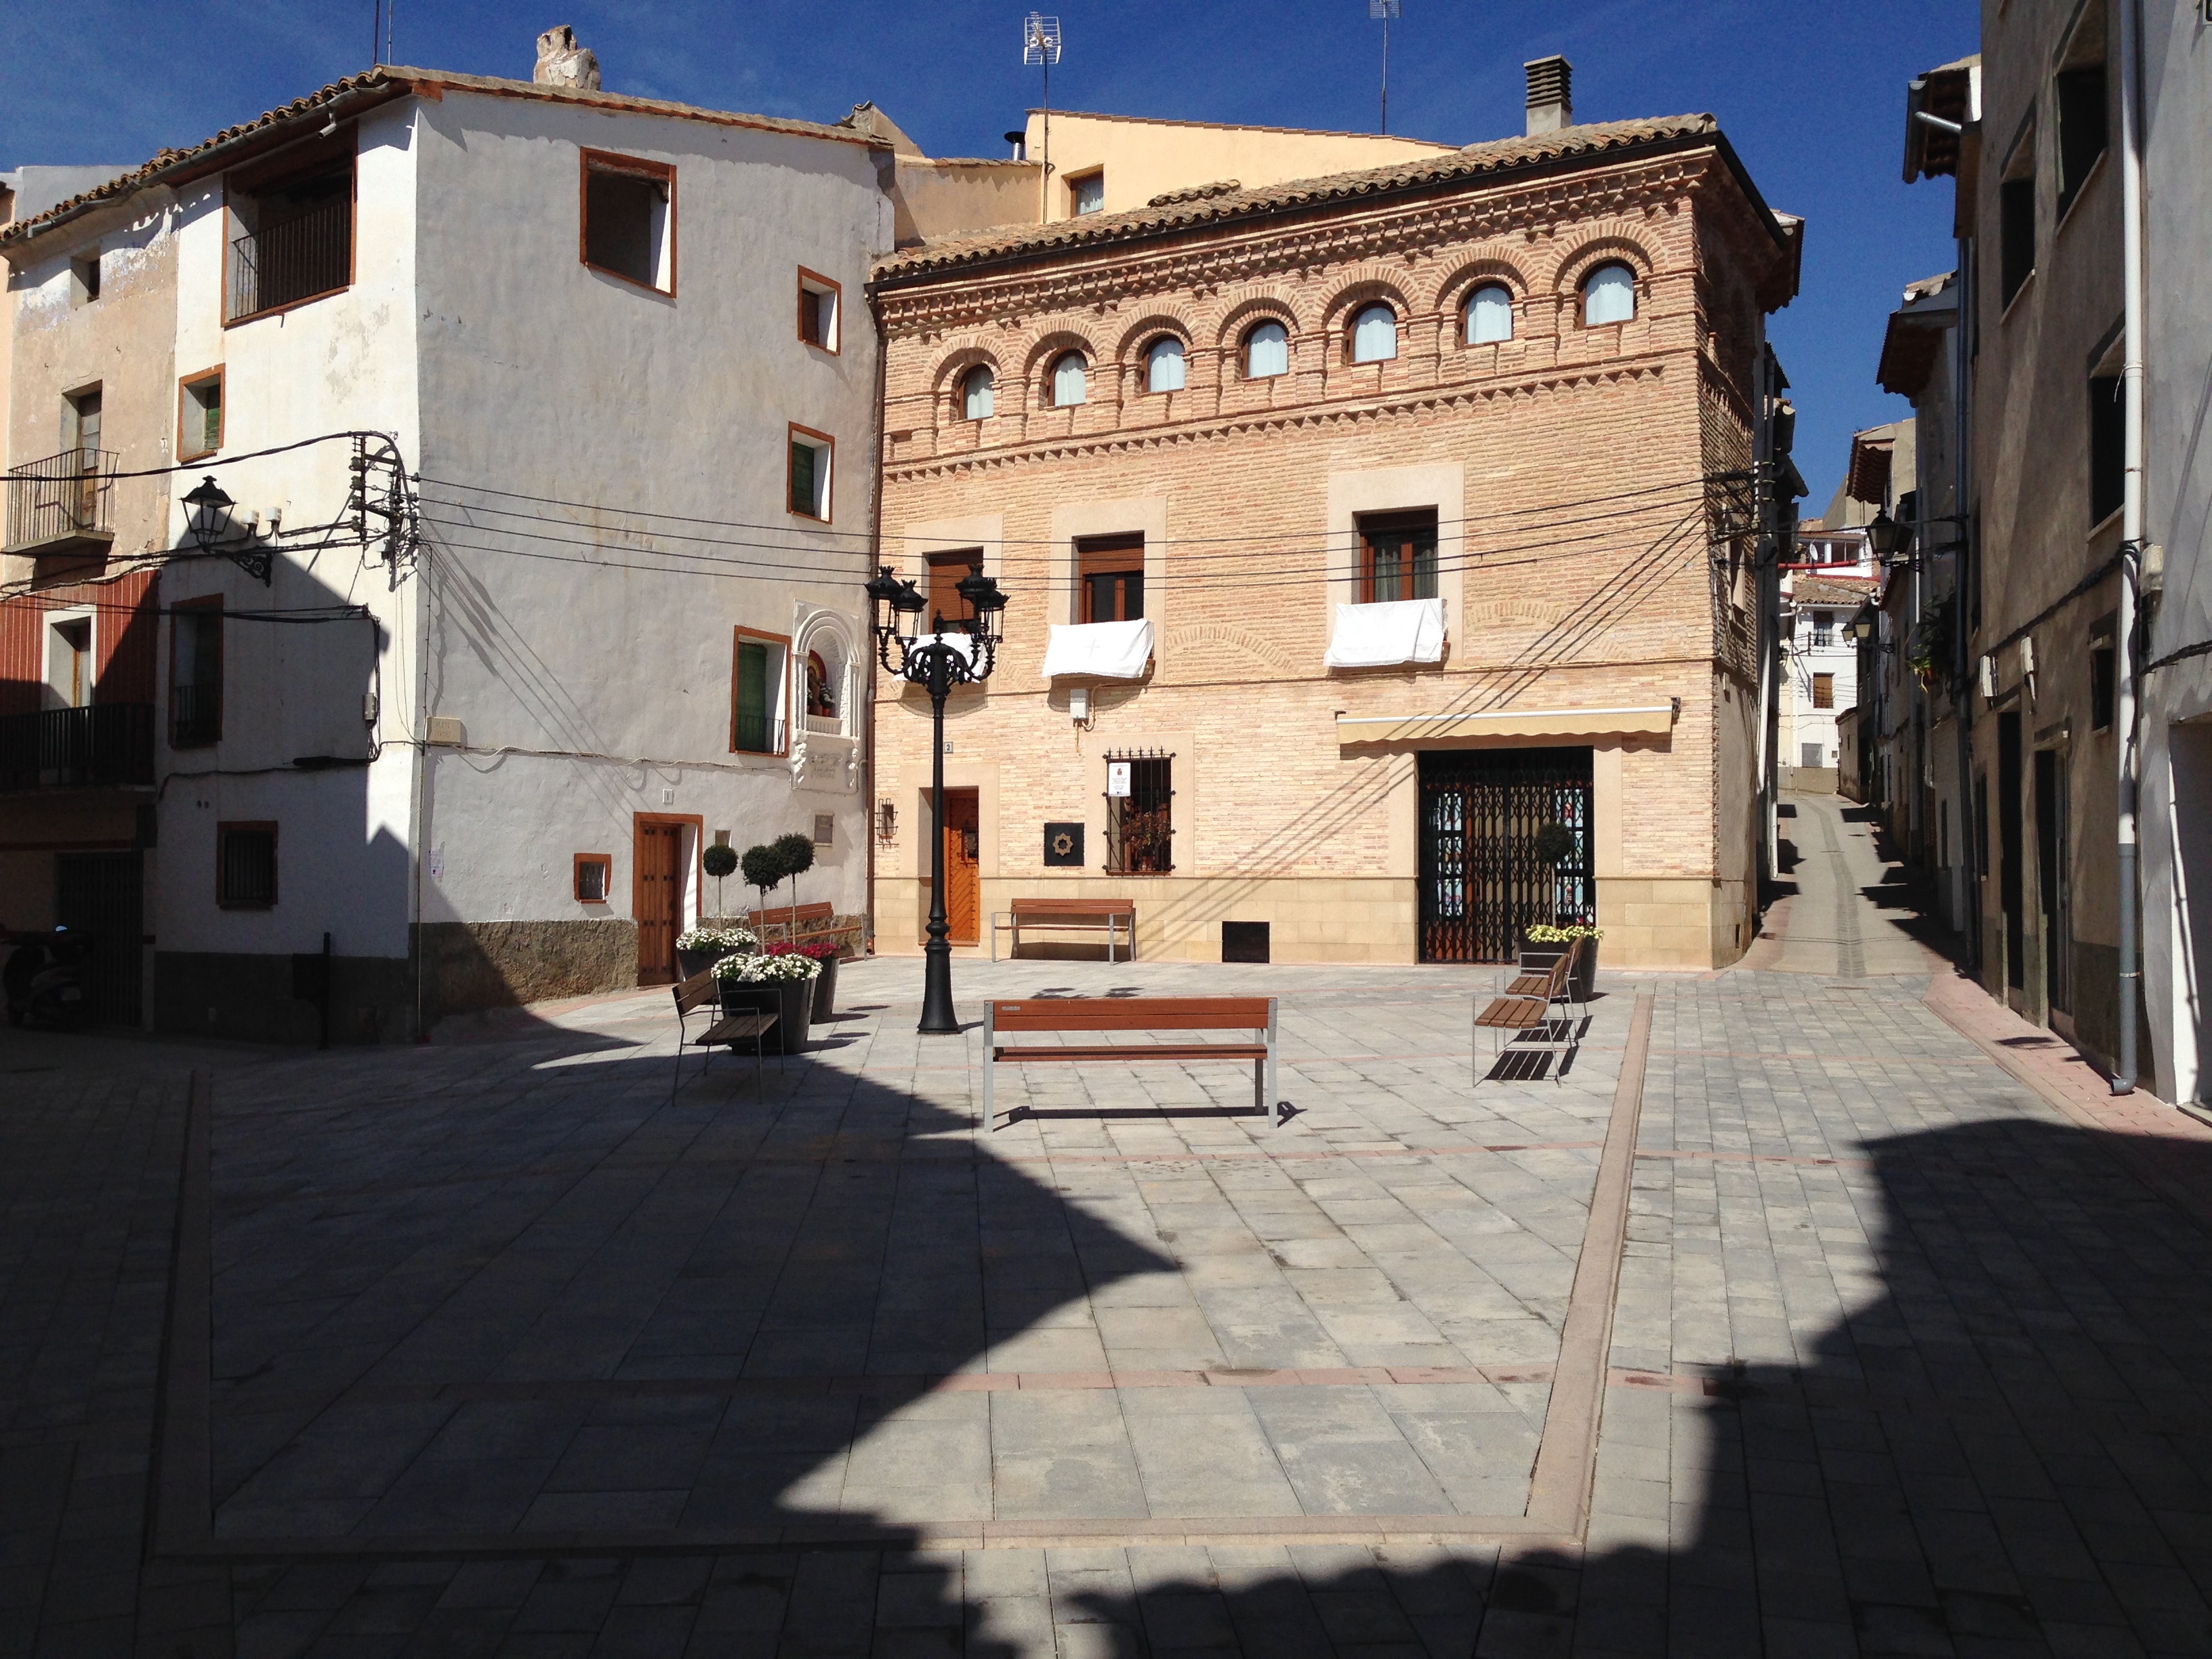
[[2114, 0, 2145, 1093]]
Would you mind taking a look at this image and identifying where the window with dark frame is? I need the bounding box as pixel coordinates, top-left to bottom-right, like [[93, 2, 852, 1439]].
[[787, 426, 832, 519], [1999, 130, 2036, 308], [1105, 752, 1173, 875], [575, 853, 612, 903], [1357, 509, 1439, 603], [926, 548, 983, 632], [581, 150, 674, 293], [170, 600, 222, 747], [731, 630, 787, 755], [2055, 9, 2108, 221], [226, 136, 354, 323], [1077, 533, 1144, 623], [2089, 371, 2124, 525], [217, 822, 277, 908], [796, 268, 840, 350], [178, 369, 224, 461], [2091, 644, 2116, 730]]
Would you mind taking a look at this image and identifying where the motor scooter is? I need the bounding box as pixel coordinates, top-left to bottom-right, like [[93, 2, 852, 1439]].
[[2, 926, 89, 1030]]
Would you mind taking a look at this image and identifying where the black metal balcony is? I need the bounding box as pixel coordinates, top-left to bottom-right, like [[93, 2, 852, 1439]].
[[4, 449, 117, 559], [228, 194, 352, 321], [0, 704, 155, 792]]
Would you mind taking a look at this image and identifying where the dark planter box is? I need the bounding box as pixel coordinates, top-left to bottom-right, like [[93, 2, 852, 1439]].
[[677, 947, 723, 981], [811, 956, 838, 1023], [1516, 938, 1597, 1001], [718, 977, 814, 1054]]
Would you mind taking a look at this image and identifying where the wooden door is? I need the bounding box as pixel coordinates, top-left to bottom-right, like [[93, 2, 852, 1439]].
[[942, 789, 981, 944], [636, 821, 683, 984]]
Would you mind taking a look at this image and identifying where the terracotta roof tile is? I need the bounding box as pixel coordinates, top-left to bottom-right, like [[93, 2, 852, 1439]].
[[2, 66, 879, 251], [873, 114, 1725, 279]]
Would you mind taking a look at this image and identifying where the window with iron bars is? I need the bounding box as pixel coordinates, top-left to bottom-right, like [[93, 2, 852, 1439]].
[[1104, 752, 1174, 875]]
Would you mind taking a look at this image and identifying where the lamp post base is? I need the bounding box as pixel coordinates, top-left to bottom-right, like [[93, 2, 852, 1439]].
[[918, 939, 960, 1035]]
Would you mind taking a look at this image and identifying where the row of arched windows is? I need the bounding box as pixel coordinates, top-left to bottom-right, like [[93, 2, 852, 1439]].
[[954, 262, 1641, 415]]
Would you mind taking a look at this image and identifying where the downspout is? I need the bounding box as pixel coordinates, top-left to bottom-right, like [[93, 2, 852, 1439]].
[[2114, 0, 2145, 1092], [1954, 239, 1980, 973]]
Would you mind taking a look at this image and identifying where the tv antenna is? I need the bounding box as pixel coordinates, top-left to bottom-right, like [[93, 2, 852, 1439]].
[[1369, 0, 1400, 134], [1024, 14, 1063, 220]]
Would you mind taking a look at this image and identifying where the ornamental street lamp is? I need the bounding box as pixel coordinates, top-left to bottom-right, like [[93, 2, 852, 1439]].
[[868, 562, 1008, 1034]]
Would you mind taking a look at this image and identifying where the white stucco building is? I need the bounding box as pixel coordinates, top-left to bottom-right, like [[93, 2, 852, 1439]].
[[1780, 528, 1879, 781], [2, 59, 929, 1039]]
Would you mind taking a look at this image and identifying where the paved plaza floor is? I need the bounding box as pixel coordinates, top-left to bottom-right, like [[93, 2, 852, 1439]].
[[8, 792, 2212, 1654]]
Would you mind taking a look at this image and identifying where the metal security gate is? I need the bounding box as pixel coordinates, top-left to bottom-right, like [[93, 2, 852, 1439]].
[[55, 850, 143, 1024], [1419, 747, 1594, 963]]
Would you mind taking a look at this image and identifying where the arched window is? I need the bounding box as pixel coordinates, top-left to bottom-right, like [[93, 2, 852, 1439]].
[[1244, 320, 1288, 378], [805, 651, 834, 717], [1351, 302, 1398, 364], [1465, 283, 1514, 345], [1582, 263, 1637, 326], [1144, 335, 1186, 394], [1050, 351, 1088, 407], [960, 365, 995, 419]]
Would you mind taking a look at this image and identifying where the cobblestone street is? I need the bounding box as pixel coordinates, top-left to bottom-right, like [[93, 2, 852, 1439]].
[[7, 792, 2212, 1655]]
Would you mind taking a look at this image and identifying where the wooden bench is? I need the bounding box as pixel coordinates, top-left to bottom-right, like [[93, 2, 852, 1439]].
[[670, 970, 779, 1099], [983, 996, 1282, 1130], [743, 901, 836, 947], [1472, 937, 1584, 1083], [991, 898, 1137, 962]]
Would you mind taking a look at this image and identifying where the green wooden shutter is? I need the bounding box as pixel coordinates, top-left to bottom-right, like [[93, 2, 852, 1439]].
[[736, 640, 769, 750], [789, 440, 816, 516]]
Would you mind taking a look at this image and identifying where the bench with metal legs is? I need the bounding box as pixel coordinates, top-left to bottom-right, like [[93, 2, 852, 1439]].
[[1472, 936, 1584, 1083], [983, 996, 1282, 1130], [670, 971, 779, 1100]]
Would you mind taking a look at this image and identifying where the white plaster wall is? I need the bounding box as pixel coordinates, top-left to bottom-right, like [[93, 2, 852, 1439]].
[[155, 102, 424, 964], [2137, 4, 2212, 1103], [407, 92, 887, 928]]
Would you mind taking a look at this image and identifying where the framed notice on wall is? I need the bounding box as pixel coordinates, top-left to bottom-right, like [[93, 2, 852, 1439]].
[[1106, 761, 1132, 798]]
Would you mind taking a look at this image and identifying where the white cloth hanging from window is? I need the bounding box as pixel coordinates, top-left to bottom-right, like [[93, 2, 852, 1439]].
[[1041, 618, 1153, 681], [1324, 597, 1446, 668]]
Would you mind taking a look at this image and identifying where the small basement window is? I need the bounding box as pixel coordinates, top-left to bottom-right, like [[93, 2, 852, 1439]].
[[787, 424, 833, 520], [581, 150, 675, 293], [575, 853, 612, 903], [218, 822, 278, 908], [797, 267, 840, 350], [178, 369, 224, 462]]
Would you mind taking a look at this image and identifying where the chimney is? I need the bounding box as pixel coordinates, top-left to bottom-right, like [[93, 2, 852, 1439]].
[[1525, 55, 1573, 136], [535, 24, 601, 90]]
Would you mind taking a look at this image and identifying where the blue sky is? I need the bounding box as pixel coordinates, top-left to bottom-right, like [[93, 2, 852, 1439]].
[[3, 0, 1975, 510]]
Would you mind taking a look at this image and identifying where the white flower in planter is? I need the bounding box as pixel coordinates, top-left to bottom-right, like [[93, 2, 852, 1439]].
[[713, 951, 821, 983], [680, 926, 759, 955]]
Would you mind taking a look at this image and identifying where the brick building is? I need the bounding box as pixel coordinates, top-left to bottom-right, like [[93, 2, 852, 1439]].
[[867, 65, 1801, 969]]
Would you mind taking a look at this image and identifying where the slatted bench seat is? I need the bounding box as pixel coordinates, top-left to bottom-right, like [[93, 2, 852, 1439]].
[[670, 970, 779, 1098], [983, 996, 1282, 1130], [991, 898, 1137, 962], [743, 901, 836, 947], [1473, 937, 1584, 1084]]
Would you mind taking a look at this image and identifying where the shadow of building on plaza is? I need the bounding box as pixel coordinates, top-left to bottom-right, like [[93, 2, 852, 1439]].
[[195, 1012, 2212, 1655]]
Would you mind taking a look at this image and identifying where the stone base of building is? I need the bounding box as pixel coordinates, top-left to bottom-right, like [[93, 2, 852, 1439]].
[[153, 951, 413, 1045], [417, 919, 639, 1025], [880, 876, 1744, 970]]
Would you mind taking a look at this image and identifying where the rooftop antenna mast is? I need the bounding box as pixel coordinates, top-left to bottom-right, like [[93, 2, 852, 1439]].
[[1369, 0, 1400, 134], [1024, 13, 1063, 222]]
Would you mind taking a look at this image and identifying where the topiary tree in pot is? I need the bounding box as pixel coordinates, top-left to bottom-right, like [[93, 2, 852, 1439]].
[[773, 832, 816, 922], [702, 842, 738, 919], [741, 842, 787, 925]]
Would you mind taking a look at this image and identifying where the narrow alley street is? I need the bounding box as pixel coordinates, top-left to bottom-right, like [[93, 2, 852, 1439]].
[[5, 793, 2212, 1657]]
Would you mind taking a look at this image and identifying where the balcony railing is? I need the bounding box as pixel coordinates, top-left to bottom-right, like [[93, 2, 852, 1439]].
[[733, 715, 789, 756], [4, 449, 117, 556], [0, 704, 155, 792], [228, 194, 351, 321], [170, 682, 222, 748]]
